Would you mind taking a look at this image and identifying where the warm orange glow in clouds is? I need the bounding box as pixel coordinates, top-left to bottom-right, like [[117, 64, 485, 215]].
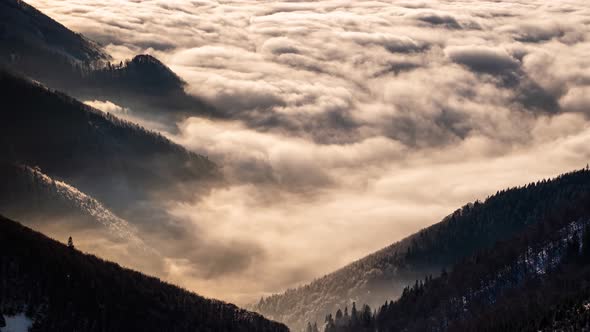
[[28, 0, 590, 304]]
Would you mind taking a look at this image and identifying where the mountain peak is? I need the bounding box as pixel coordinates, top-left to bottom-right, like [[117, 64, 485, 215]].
[[121, 54, 186, 90], [130, 54, 163, 65]]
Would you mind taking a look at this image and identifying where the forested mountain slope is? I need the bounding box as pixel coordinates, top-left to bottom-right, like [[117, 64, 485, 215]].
[[0, 163, 137, 240], [0, 215, 289, 332], [0, 0, 107, 62], [0, 162, 175, 281], [321, 177, 590, 331], [76, 54, 216, 119], [0, 70, 219, 213], [0, 0, 109, 82], [255, 169, 590, 331], [0, 0, 214, 121]]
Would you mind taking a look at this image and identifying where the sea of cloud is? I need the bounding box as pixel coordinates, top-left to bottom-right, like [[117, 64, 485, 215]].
[[29, 0, 590, 304]]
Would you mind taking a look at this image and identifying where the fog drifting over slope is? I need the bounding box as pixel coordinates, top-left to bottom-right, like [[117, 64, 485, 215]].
[[29, 0, 590, 304]]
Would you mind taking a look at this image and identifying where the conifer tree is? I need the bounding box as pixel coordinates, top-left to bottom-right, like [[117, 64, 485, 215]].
[[312, 322, 319, 332], [351, 302, 358, 327], [582, 227, 590, 263]]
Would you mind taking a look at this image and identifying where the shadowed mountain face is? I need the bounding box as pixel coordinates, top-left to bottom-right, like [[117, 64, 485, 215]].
[[376, 221, 590, 332], [0, 70, 219, 213], [2, 1, 589, 330], [77, 54, 216, 120], [0, 0, 215, 122], [0, 215, 289, 332], [98, 54, 186, 93], [0, 163, 166, 275], [0, 0, 109, 83], [323, 188, 590, 332], [0, 163, 135, 238], [254, 169, 590, 331], [0, 0, 109, 62]]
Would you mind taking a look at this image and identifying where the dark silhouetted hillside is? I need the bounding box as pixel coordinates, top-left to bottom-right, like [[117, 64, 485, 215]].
[[0, 0, 108, 61], [0, 0, 109, 85], [0, 215, 289, 332], [0, 0, 215, 121], [78, 54, 216, 118], [0, 70, 219, 213], [97, 54, 185, 92], [320, 170, 590, 331], [255, 169, 590, 331], [0, 162, 141, 244]]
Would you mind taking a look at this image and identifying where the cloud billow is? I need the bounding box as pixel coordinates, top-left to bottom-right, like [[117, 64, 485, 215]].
[[28, 0, 590, 304], [445, 46, 520, 74]]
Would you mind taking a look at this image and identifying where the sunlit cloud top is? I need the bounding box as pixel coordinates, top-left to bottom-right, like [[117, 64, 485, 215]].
[[28, 0, 590, 304]]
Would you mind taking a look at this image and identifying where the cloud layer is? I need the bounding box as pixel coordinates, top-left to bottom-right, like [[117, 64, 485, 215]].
[[28, 0, 590, 304]]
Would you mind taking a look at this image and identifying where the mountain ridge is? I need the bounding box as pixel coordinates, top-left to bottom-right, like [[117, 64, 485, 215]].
[[0, 0, 110, 63], [322, 208, 590, 331], [0, 0, 215, 122], [254, 168, 590, 331], [0, 214, 289, 332], [0, 69, 219, 214]]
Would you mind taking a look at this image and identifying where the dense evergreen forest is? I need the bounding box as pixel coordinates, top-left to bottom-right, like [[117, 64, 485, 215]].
[[0, 0, 110, 75], [0, 215, 289, 332], [0, 70, 219, 213], [316, 168, 590, 332], [0, 0, 214, 121], [321, 222, 590, 332], [256, 168, 590, 331], [76, 54, 216, 118], [3, 2, 590, 332]]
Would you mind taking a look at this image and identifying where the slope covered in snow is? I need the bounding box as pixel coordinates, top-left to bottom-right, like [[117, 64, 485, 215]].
[[0, 313, 33, 332]]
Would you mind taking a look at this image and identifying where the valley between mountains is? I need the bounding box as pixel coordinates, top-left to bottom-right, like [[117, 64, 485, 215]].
[[2, 0, 590, 331]]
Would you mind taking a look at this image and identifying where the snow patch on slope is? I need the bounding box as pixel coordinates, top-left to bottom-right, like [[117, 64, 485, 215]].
[[21, 165, 147, 250], [1, 313, 33, 332], [456, 218, 590, 310]]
